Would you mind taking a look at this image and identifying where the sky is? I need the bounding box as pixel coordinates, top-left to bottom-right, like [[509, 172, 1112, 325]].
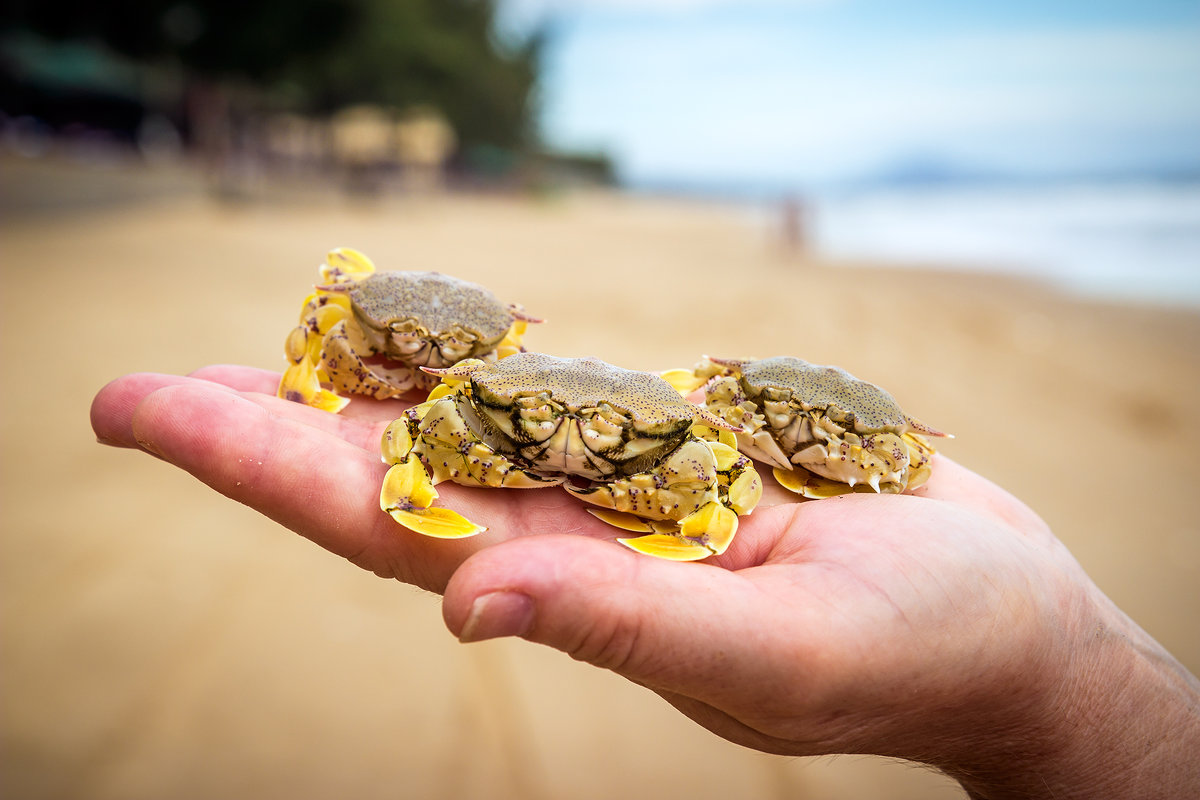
[[499, 0, 1200, 189]]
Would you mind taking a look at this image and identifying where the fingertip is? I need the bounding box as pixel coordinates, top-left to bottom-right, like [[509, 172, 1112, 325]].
[[91, 373, 193, 449], [90, 376, 131, 446], [455, 590, 536, 643], [128, 382, 269, 472], [443, 534, 634, 639], [443, 534, 763, 685]]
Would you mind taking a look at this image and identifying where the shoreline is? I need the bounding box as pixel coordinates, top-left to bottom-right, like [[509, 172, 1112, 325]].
[[630, 176, 1200, 311], [7, 151, 1199, 311]]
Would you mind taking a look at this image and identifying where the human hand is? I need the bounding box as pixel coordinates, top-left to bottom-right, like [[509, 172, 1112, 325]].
[[90, 364, 619, 592], [91, 366, 1200, 799]]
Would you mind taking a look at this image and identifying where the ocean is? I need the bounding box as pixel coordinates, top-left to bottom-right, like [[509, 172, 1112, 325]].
[[787, 182, 1200, 309], [733, 181, 1200, 309]]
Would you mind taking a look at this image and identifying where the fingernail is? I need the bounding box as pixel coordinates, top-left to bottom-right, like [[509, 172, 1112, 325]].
[[133, 436, 167, 461], [458, 591, 535, 643]]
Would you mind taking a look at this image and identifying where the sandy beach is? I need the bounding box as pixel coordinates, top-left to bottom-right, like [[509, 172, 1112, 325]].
[[3, 156, 1199, 799]]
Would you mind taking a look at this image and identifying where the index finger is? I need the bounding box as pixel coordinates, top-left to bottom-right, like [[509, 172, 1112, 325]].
[[127, 380, 610, 591]]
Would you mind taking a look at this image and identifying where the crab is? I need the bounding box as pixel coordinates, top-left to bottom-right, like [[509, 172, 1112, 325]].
[[278, 247, 540, 413], [666, 356, 950, 499], [378, 353, 763, 561]]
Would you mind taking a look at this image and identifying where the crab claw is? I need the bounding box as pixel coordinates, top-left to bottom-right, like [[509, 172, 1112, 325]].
[[906, 415, 953, 439], [380, 456, 487, 539], [900, 432, 936, 491], [617, 501, 738, 561], [713, 442, 763, 514], [693, 405, 741, 432], [380, 418, 414, 464], [507, 304, 544, 325], [420, 359, 488, 382]]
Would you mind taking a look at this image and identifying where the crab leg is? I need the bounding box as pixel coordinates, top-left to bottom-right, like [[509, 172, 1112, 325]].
[[278, 293, 355, 411], [618, 501, 739, 561], [574, 437, 759, 561], [659, 368, 708, 396], [379, 419, 487, 538], [279, 247, 386, 410], [380, 456, 487, 538], [278, 356, 351, 413], [378, 386, 564, 543], [320, 320, 424, 400], [278, 281, 357, 410], [616, 440, 757, 561], [320, 246, 376, 284]]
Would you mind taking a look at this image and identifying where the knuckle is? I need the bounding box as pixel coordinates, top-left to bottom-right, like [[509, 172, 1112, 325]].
[[566, 614, 643, 673]]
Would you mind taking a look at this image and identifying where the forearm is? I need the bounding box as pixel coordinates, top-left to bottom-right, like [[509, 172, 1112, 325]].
[[951, 592, 1200, 800]]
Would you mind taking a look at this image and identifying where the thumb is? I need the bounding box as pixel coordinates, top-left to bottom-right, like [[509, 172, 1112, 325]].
[[442, 534, 775, 695]]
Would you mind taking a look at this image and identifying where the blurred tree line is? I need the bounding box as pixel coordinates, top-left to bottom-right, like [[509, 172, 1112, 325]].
[[1, 0, 546, 159]]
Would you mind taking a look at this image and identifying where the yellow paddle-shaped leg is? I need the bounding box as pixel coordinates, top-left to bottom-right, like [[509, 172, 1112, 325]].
[[618, 501, 738, 561], [278, 355, 350, 412], [380, 456, 487, 539]]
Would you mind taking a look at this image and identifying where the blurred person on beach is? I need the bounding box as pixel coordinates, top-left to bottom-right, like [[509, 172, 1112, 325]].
[[780, 193, 807, 254], [91, 366, 1200, 800]]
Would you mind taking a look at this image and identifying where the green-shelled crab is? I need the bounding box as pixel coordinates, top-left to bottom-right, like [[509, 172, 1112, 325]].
[[665, 356, 950, 498], [379, 353, 763, 561], [278, 248, 540, 413]]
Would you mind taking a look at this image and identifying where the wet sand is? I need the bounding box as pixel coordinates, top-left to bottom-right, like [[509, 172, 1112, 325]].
[[3, 158, 1198, 799]]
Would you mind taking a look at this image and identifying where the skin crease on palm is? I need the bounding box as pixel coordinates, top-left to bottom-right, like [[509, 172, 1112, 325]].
[[90, 364, 1200, 800]]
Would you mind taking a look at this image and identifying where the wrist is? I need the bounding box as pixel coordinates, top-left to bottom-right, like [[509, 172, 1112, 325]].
[[949, 585, 1200, 799]]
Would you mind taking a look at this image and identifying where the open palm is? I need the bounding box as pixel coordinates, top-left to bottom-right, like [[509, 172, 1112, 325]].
[[92, 364, 691, 590], [91, 365, 1171, 797]]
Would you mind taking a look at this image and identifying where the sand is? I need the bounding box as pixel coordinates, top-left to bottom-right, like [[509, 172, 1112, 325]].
[[3, 156, 1198, 799]]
